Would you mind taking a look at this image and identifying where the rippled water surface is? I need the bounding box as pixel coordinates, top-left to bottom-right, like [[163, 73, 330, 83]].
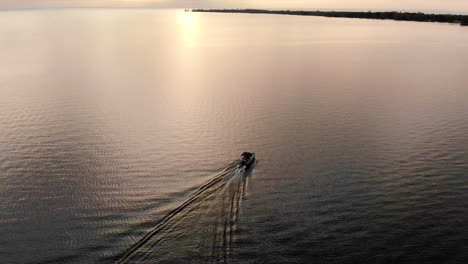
[[1, 9, 468, 264]]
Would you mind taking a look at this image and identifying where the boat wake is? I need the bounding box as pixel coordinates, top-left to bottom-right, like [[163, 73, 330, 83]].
[[117, 161, 256, 264]]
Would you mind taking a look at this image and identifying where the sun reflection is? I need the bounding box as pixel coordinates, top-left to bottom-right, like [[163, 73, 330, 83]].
[[178, 11, 198, 47], [183, 12, 194, 25]]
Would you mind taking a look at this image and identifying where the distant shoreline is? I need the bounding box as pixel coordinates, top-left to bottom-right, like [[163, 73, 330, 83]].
[[192, 9, 468, 26]]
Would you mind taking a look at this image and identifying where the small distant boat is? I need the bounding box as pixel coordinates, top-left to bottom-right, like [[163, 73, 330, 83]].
[[238, 152, 255, 169]]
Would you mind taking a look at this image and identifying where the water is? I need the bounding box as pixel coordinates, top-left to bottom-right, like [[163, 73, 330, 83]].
[[1, 9, 467, 264]]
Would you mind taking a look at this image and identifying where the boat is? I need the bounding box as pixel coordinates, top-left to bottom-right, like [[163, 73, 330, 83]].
[[238, 152, 255, 169]]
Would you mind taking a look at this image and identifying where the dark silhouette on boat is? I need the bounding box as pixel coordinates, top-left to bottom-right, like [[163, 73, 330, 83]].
[[238, 152, 255, 169]]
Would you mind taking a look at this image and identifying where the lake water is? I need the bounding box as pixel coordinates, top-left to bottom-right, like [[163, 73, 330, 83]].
[[1, 9, 467, 264]]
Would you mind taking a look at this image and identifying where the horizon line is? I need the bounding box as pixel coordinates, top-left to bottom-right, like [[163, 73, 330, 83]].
[[0, 6, 467, 15]]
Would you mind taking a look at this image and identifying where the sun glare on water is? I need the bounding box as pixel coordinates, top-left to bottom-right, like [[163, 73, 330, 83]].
[[178, 11, 198, 47], [183, 12, 194, 25]]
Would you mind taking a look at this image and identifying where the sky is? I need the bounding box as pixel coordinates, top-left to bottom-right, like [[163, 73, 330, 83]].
[[1, 0, 468, 14]]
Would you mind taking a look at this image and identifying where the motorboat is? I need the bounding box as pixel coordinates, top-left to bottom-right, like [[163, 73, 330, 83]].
[[238, 152, 255, 169]]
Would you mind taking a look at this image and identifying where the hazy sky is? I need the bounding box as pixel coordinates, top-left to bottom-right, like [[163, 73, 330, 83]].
[[1, 0, 468, 13]]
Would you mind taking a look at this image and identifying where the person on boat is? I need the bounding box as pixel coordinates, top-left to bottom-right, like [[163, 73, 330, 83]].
[[239, 152, 253, 167], [241, 152, 253, 160]]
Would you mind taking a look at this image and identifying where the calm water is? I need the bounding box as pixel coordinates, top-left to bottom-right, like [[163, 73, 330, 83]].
[[0, 9, 467, 264]]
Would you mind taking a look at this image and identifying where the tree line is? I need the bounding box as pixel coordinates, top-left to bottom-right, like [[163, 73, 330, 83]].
[[192, 9, 468, 26]]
